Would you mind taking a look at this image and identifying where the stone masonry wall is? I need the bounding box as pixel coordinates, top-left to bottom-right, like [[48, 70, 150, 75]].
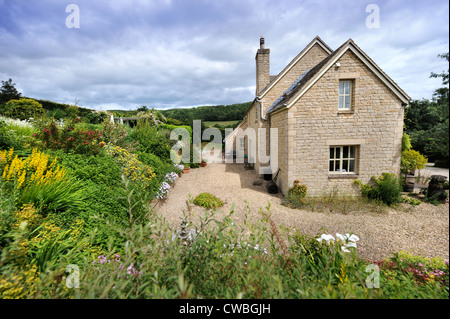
[[284, 50, 405, 196]]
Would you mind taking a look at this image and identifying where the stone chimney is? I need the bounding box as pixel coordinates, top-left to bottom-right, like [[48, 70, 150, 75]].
[[255, 36, 270, 95]]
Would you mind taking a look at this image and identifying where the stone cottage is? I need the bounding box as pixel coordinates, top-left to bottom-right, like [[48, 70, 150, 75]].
[[226, 36, 410, 196]]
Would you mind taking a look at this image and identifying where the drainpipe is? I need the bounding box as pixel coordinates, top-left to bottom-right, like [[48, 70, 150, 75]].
[[256, 98, 266, 121]]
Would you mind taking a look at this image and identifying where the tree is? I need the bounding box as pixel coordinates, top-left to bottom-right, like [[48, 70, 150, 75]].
[[0, 78, 21, 104], [136, 105, 149, 112], [426, 53, 449, 167], [405, 53, 449, 167]]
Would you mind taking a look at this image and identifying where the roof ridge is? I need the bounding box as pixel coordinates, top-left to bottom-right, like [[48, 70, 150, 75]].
[[267, 38, 410, 114], [257, 36, 333, 97]]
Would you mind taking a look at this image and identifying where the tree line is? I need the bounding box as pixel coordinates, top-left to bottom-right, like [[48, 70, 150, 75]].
[[404, 53, 449, 167], [159, 102, 251, 123]]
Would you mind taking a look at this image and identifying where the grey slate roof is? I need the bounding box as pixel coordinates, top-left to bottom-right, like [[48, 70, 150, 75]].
[[267, 39, 349, 114]]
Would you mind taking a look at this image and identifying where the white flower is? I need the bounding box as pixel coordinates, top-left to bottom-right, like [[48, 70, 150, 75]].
[[344, 242, 357, 249], [336, 233, 359, 253], [336, 233, 359, 243], [341, 246, 351, 253], [316, 234, 335, 243]]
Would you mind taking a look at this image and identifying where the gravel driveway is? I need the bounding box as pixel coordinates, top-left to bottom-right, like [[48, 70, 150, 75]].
[[155, 162, 449, 262]]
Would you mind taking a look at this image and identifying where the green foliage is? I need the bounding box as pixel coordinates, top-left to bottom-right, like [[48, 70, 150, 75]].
[[36, 122, 105, 155], [0, 119, 26, 150], [100, 118, 129, 147], [160, 101, 251, 123], [402, 133, 412, 151], [193, 193, 224, 209], [401, 149, 428, 174], [283, 180, 308, 208], [400, 196, 421, 206], [0, 191, 448, 299], [131, 121, 173, 159], [354, 173, 402, 206], [405, 53, 449, 167], [33, 99, 103, 123], [0, 78, 21, 105], [17, 175, 86, 218], [375, 251, 449, 296], [2, 98, 45, 121]]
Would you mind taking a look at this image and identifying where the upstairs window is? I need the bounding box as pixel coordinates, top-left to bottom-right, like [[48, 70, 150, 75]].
[[329, 145, 357, 173], [338, 80, 352, 110]]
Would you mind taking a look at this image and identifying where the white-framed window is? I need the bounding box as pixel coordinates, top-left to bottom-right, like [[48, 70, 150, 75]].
[[338, 80, 352, 110], [239, 137, 245, 150], [329, 145, 357, 173]]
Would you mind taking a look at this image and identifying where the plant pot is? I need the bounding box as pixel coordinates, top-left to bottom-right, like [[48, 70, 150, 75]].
[[405, 174, 416, 184], [182, 167, 190, 174], [427, 175, 447, 201], [403, 182, 415, 192], [201, 162, 207, 167]]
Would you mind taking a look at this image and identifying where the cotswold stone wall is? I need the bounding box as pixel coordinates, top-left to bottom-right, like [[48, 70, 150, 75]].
[[284, 50, 405, 196], [268, 109, 288, 192]]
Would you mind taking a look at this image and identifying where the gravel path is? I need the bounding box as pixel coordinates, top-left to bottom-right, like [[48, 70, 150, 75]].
[[155, 162, 449, 262]]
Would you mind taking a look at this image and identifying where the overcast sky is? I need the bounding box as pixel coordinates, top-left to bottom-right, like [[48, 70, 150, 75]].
[[0, 0, 448, 111]]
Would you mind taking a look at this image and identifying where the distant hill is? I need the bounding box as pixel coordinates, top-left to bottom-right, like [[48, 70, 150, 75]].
[[159, 102, 251, 123], [19, 97, 251, 125]]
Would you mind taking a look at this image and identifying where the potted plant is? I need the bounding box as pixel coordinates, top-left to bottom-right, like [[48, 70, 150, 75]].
[[182, 163, 190, 174], [201, 160, 207, 167], [400, 149, 427, 191]]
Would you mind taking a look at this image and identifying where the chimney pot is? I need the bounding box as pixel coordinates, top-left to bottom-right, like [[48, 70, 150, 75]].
[[260, 36, 265, 49]]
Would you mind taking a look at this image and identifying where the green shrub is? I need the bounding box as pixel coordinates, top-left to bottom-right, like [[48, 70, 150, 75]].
[[401, 149, 428, 174], [131, 123, 173, 160], [36, 121, 105, 155], [401, 196, 422, 206], [3, 98, 45, 120], [0, 119, 25, 150], [283, 180, 308, 208], [354, 173, 402, 206], [137, 151, 166, 176], [193, 193, 224, 209], [100, 119, 129, 147], [402, 133, 412, 151]]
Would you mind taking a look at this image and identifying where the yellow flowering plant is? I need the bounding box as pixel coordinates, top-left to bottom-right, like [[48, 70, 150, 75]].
[[1, 148, 65, 190], [104, 144, 155, 189], [0, 148, 85, 216]]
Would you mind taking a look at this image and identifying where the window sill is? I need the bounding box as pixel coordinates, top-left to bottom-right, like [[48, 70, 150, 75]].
[[328, 174, 359, 179], [337, 110, 354, 115]]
